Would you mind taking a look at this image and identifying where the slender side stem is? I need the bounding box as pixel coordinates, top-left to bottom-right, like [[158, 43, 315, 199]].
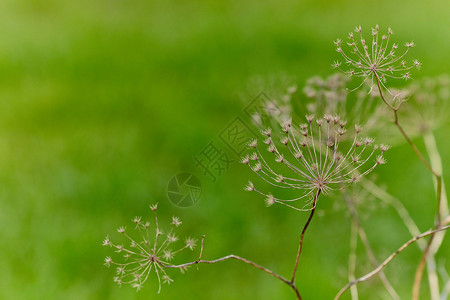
[[342, 190, 400, 300], [423, 132, 448, 300], [362, 174, 442, 300], [440, 266, 450, 300], [361, 179, 425, 249], [426, 257, 440, 300], [348, 222, 359, 300], [162, 235, 302, 300], [413, 233, 435, 300], [374, 75, 438, 177], [374, 75, 443, 300], [412, 177, 443, 300], [363, 179, 439, 300], [442, 280, 450, 300], [424, 132, 449, 220], [334, 225, 450, 300], [291, 190, 321, 283], [393, 111, 437, 176], [168, 255, 297, 290]]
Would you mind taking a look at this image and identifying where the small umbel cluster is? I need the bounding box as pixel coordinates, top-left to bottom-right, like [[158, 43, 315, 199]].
[[301, 73, 386, 134], [102, 204, 197, 292], [241, 114, 389, 211], [333, 25, 420, 94]]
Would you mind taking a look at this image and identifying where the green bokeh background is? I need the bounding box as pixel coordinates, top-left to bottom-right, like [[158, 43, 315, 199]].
[[0, 0, 449, 299]]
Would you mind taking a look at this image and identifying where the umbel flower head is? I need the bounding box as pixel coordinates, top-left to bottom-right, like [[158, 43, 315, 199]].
[[242, 115, 388, 211], [333, 25, 421, 94], [303, 74, 350, 112], [248, 73, 392, 142], [102, 203, 197, 292], [302, 73, 388, 129], [248, 85, 297, 129]]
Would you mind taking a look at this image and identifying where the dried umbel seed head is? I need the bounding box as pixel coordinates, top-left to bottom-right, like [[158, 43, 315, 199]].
[[376, 155, 386, 165], [240, 155, 250, 165], [242, 114, 388, 211], [248, 139, 258, 148], [333, 25, 420, 95], [380, 144, 391, 152], [103, 204, 198, 293], [252, 162, 262, 172], [244, 181, 255, 191], [263, 137, 273, 145], [262, 128, 272, 137], [302, 73, 391, 142], [265, 194, 276, 207], [242, 78, 297, 130]]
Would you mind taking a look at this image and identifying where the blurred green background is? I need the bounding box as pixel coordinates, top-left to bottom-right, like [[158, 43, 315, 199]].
[[0, 0, 449, 299]]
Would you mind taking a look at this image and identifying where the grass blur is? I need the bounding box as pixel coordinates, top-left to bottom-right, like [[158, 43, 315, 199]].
[[0, 0, 449, 299]]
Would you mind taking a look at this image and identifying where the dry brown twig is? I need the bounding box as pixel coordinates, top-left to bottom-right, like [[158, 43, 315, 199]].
[[335, 25, 447, 299], [334, 224, 450, 300], [103, 25, 449, 300]]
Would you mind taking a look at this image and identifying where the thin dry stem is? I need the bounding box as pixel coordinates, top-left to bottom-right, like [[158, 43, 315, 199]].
[[162, 236, 302, 300], [374, 75, 444, 300], [424, 132, 449, 300], [348, 222, 359, 300], [375, 75, 438, 177], [342, 190, 400, 300], [334, 225, 450, 300], [412, 177, 442, 300], [361, 178, 442, 300], [291, 190, 321, 283], [361, 179, 425, 248]]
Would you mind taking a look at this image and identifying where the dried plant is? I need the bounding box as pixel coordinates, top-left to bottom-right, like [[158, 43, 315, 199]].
[[103, 204, 306, 298], [247, 84, 297, 129], [302, 73, 393, 141], [103, 24, 450, 300], [334, 25, 449, 300], [102, 204, 197, 292], [333, 25, 421, 94], [241, 115, 387, 211]]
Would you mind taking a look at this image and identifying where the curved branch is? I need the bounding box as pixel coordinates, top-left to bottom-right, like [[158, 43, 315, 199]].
[[291, 190, 321, 282], [374, 75, 444, 300], [334, 225, 450, 300], [161, 235, 302, 299], [342, 189, 400, 300]]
